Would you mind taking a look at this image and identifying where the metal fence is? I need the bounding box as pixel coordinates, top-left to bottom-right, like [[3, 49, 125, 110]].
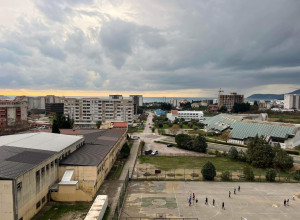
[[131, 167, 300, 183], [113, 169, 130, 220]]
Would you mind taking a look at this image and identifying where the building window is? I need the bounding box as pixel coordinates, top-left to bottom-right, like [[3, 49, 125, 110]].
[[41, 167, 45, 176], [36, 201, 41, 209], [51, 161, 54, 167], [17, 182, 22, 191], [42, 196, 46, 203], [46, 164, 49, 171]]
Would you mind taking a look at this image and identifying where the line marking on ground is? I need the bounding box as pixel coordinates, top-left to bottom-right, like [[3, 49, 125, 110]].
[[173, 186, 181, 217]]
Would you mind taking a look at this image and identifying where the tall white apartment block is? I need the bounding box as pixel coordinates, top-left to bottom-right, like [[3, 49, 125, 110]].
[[169, 98, 179, 107], [284, 94, 300, 110], [64, 98, 133, 128]]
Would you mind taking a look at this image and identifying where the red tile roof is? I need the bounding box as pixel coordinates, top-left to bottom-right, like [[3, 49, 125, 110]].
[[113, 122, 128, 128], [171, 110, 178, 115]]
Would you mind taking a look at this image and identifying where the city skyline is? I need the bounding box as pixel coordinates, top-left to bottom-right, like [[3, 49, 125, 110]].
[[0, 0, 300, 97]]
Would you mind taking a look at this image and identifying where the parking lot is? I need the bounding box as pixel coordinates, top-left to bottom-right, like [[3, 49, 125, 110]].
[[121, 181, 300, 220]]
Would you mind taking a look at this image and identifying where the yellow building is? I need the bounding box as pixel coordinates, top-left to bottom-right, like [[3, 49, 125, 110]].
[[0, 132, 84, 220], [51, 128, 127, 202]]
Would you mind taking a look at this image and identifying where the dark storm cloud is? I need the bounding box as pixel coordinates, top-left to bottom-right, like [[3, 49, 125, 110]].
[[0, 0, 300, 94]]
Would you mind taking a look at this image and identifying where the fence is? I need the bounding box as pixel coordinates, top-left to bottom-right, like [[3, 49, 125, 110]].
[[112, 169, 130, 220], [118, 218, 198, 220], [131, 167, 300, 183]]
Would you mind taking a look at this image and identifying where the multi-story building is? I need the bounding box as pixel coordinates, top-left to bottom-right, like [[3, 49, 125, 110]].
[[167, 110, 204, 122], [129, 95, 143, 115], [284, 94, 300, 110], [45, 103, 64, 115], [169, 98, 179, 107], [109, 95, 123, 100], [64, 97, 133, 128], [218, 92, 244, 110], [0, 100, 27, 127], [15, 95, 63, 112]]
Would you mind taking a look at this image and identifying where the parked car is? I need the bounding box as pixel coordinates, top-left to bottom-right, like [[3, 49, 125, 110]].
[[145, 150, 153, 155], [131, 136, 140, 140], [151, 150, 158, 155], [167, 144, 173, 147]]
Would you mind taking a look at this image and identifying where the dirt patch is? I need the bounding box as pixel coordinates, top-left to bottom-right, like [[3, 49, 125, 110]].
[[59, 211, 87, 220]]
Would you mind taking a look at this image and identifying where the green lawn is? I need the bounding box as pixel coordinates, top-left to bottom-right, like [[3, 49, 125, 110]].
[[38, 205, 90, 220], [139, 156, 267, 174]]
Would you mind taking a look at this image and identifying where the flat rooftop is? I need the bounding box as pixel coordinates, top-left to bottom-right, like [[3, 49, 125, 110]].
[[60, 129, 126, 166], [0, 133, 83, 180]]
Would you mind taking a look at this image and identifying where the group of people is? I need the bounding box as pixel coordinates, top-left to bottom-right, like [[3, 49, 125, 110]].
[[284, 194, 296, 206], [188, 186, 242, 210], [187, 192, 225, 210], [229, 186, 241, 198]]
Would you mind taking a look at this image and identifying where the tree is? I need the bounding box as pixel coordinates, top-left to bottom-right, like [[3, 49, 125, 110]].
[[273, 144, 294, 170], [232, 103, 250, 113], [221, 170, 231, 181], [96, 121, 102, 129], [228, 147, 238, 160], [193, 134, 207, 153], [120, 142, 130, 158], [201, 161, 216, 181], [265, 169, 277, 182], [243, 167, 255, 181], [52, 120, 60, 133], [219, 106, 227, 113], [161, 103, 172, 111], [169, 124, 180, 135], [293, 170, 300, 181], [175, 134, 193, 149], [158, 122, 163, 128], [246, 135, 274, 168]]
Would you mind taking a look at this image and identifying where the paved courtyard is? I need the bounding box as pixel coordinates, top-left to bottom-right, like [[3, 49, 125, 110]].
[[121, 181, 300, 220]]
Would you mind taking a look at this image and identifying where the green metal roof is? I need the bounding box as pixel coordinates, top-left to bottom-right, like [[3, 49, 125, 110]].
[[203, 114, 296, 140]]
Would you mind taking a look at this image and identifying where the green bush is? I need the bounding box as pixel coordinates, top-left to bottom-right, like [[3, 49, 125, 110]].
[[294, 170, 300, 181], [243, 167, 255, 181], [284, 149, 299, 155], [221, 170, 231, 181], [265, 169, 277, 182], [228, 147, 238, 160], [120, 142, 130, 158], [201, 161, 216, 181]]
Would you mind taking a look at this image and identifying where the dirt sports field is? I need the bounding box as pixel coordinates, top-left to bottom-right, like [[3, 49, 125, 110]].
[[121, 181, 300, 220]]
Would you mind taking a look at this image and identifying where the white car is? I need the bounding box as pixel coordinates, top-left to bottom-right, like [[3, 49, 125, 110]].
[[151, 150, 158, 155]]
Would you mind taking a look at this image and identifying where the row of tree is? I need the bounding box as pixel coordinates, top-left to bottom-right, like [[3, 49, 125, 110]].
[[175, 134, 207, 153], [52, 114, 74, 133], [228, 136, 293, 170]]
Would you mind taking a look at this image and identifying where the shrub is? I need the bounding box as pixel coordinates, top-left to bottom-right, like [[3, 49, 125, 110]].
[[193, 134, 207, 153], [120, 142, 130, 158], [238, 150, 246, 162], [285, 149, 299, 155], [201, 161, 216, 181], [228, 147, 238, 160], [243, 167, 255, 181], [221, 170, 231, 181], [265, 169, 277, 182], [215, 150, 222, 157], [152, 127, 155, 133], [294, 170, 300, 181]]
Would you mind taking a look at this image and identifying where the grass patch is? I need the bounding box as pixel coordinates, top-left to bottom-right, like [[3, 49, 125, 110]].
[[138, 156, 268, 175], [158, 129, 166, 135], [103, 207, 110, 220], [39, 205, 90, 220], [113, 163, 124, 180]]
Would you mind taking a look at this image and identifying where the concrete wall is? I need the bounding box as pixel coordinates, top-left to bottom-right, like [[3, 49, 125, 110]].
[[0, 180, 14, 220]]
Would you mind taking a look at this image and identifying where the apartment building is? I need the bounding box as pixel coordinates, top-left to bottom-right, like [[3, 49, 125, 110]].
[[169, 98, 179, 107], [0, 100, 28, 127], [15, 95, 63, 112], [64, 97, 133, 128], [129, 95, 143, 115], [167, 110, 204, 122], [218, 92, 244, 110], [284, 94, 300, 110]]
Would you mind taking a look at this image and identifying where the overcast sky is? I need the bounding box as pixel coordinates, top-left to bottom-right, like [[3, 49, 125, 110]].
[[0, 0, 299, 97]]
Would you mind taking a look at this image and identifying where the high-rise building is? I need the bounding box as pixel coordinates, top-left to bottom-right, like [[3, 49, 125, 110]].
[[284, 94, 300, 110], [169, 98, 179, 107], [218, 92, 244, 110], [109, 95, 123, 100], [129, 95, 143, 115], [64, 97, 133, 128], [0, 100, 28, 127]]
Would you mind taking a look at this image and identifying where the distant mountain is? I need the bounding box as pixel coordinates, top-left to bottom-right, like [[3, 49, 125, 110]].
[[247, 89, 300, 100]]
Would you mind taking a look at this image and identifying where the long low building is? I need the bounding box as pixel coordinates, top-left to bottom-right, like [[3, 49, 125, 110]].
[[203, 114, 300, 148], [167, 110, 204, 122], [0, 128, 127, 220], [0, 133, 84, 220]]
